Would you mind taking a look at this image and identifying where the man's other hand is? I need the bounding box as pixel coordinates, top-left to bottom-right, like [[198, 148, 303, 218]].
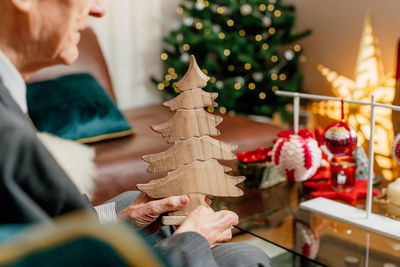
[[174, 206, 238, 248], [118, 192, 188, 233]]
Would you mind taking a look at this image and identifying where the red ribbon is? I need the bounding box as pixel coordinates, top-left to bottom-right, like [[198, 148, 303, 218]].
[[277, 129, 316, 139]]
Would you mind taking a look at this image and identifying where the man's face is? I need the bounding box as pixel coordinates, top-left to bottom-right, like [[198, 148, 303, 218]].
[[34, 0, 105, 65]]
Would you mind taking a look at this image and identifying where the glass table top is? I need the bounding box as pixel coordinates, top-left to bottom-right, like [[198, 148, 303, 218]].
[[212, 181, 400, 267]]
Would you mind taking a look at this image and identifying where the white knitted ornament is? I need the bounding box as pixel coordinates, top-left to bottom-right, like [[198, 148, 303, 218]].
[[272, 129, 322, 182]]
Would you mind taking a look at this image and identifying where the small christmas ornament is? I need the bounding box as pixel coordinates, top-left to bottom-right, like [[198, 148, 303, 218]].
[[392, 133, 400, 164], [324, 99, 357, 157], [324, 126, 357, 157], [272, 129, 322, 182], [240, 4, 252, 15], [195, 1, 205, 10], [262, 17, 271, 27]]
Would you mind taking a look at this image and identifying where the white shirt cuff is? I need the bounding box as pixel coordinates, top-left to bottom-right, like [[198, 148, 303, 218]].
[[94, 202, 117, 223]]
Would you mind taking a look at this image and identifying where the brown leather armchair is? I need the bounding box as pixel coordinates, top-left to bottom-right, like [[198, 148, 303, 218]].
[[28, 28, 282, 205]]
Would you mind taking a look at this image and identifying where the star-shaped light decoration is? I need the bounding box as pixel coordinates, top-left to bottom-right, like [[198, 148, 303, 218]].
[[311, 12, 397, 180]]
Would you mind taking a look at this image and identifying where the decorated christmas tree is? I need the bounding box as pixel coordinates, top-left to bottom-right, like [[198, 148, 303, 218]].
[[155, 0, 311, 120], [139, 56, 245, 225]]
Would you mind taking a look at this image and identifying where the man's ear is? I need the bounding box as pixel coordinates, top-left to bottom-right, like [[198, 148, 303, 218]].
[[10, 0, 33, 12]]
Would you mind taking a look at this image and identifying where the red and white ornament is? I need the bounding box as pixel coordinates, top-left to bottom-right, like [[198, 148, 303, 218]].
[[272, 129, 322, 182], [392, 133, 400, 165], [324, 124, 357, 157]]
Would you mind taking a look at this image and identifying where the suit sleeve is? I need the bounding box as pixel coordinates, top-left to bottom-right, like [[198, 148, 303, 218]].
[[0, 124, 94, 224], [155, 232, 218, 267]]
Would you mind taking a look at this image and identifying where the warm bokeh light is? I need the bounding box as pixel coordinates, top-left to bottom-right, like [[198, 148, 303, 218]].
[[313, 13, 397, 180], [183, 44, 190, 51], [161, 53, 168, 60]]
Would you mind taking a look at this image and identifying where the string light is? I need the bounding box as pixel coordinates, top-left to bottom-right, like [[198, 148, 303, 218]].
[[262, 43, 269, 50], [255, 34, 262, 41], [267, 4, 274, 11], [274, 10, 281, 17], [279, 74, 287, 81], [268, 27, 276, 35], [168, 67, 175, 74], [218, 33, 226, 39], [183, 44, 190, 51], [228, 65, 235, 71], [294, 44, 302, 52], [239, 30, 246, 36], [171, 73, 178, 79], [174, 88, 179, 93], [204, 1, 209, 7], [234, 83, 241, 90], [202, 69, 208, 75], [210, 76, 216, 83], [161, 53, 168, 60], [271, 73, 278, 80], [219, 107, 227, 114], [176, 7, 183, 14], [165, 74, 172, 81], [271, 55, 278, 62], [227, 19, 234, 27], [208, 106, 215, 113], [248, 83, 256, 90], [217, 7, 224, 14], [163, 81, 170, 87], [272, 85, 279, 92], [259, 4, 266, 11], [224, 49, 231, 56], [157, 83, 165, 90], [259, 92, 266, 99], [244, 63, 252, 70], [195, 22, 203, 30]]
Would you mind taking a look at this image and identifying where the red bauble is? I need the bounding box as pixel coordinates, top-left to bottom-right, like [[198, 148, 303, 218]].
[[324, 124, 357, 157], [393, 133, 400, 165]]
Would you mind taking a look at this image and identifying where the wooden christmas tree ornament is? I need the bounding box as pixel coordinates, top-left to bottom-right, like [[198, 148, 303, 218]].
[[137, 55, 245, 225]]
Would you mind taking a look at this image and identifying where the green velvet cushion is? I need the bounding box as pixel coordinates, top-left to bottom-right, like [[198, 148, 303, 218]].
[[27, 73, 134, 143]]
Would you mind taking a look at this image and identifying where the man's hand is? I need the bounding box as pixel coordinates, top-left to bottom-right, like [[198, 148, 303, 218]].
[[118, 192, 188, 233], [174, 206, 238, 248]]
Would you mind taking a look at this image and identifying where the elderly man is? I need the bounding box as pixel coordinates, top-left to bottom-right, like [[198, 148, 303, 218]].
[[0, 0, 272, 266]]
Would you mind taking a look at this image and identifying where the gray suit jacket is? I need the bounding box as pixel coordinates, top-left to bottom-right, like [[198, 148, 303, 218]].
[[0, 77, 93, 223]]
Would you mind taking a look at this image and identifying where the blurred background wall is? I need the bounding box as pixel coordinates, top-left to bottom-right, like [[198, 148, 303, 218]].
[[90, 0, 400, 109]]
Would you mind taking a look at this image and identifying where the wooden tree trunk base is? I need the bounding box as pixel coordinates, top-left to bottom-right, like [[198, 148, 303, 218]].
[[162, 216, 186, 225], [163, 193, 208, 225]]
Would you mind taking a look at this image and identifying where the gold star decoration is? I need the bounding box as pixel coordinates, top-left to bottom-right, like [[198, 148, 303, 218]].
[[311, 12, 397, 180]]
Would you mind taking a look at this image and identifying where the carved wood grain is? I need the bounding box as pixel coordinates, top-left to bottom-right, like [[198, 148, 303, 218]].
[[163, 88, 218, 111], [151, 109, 223, 143], [137, 159, 245, 198], [142, 136, 237, 173], [175, 55, 210, 92]]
